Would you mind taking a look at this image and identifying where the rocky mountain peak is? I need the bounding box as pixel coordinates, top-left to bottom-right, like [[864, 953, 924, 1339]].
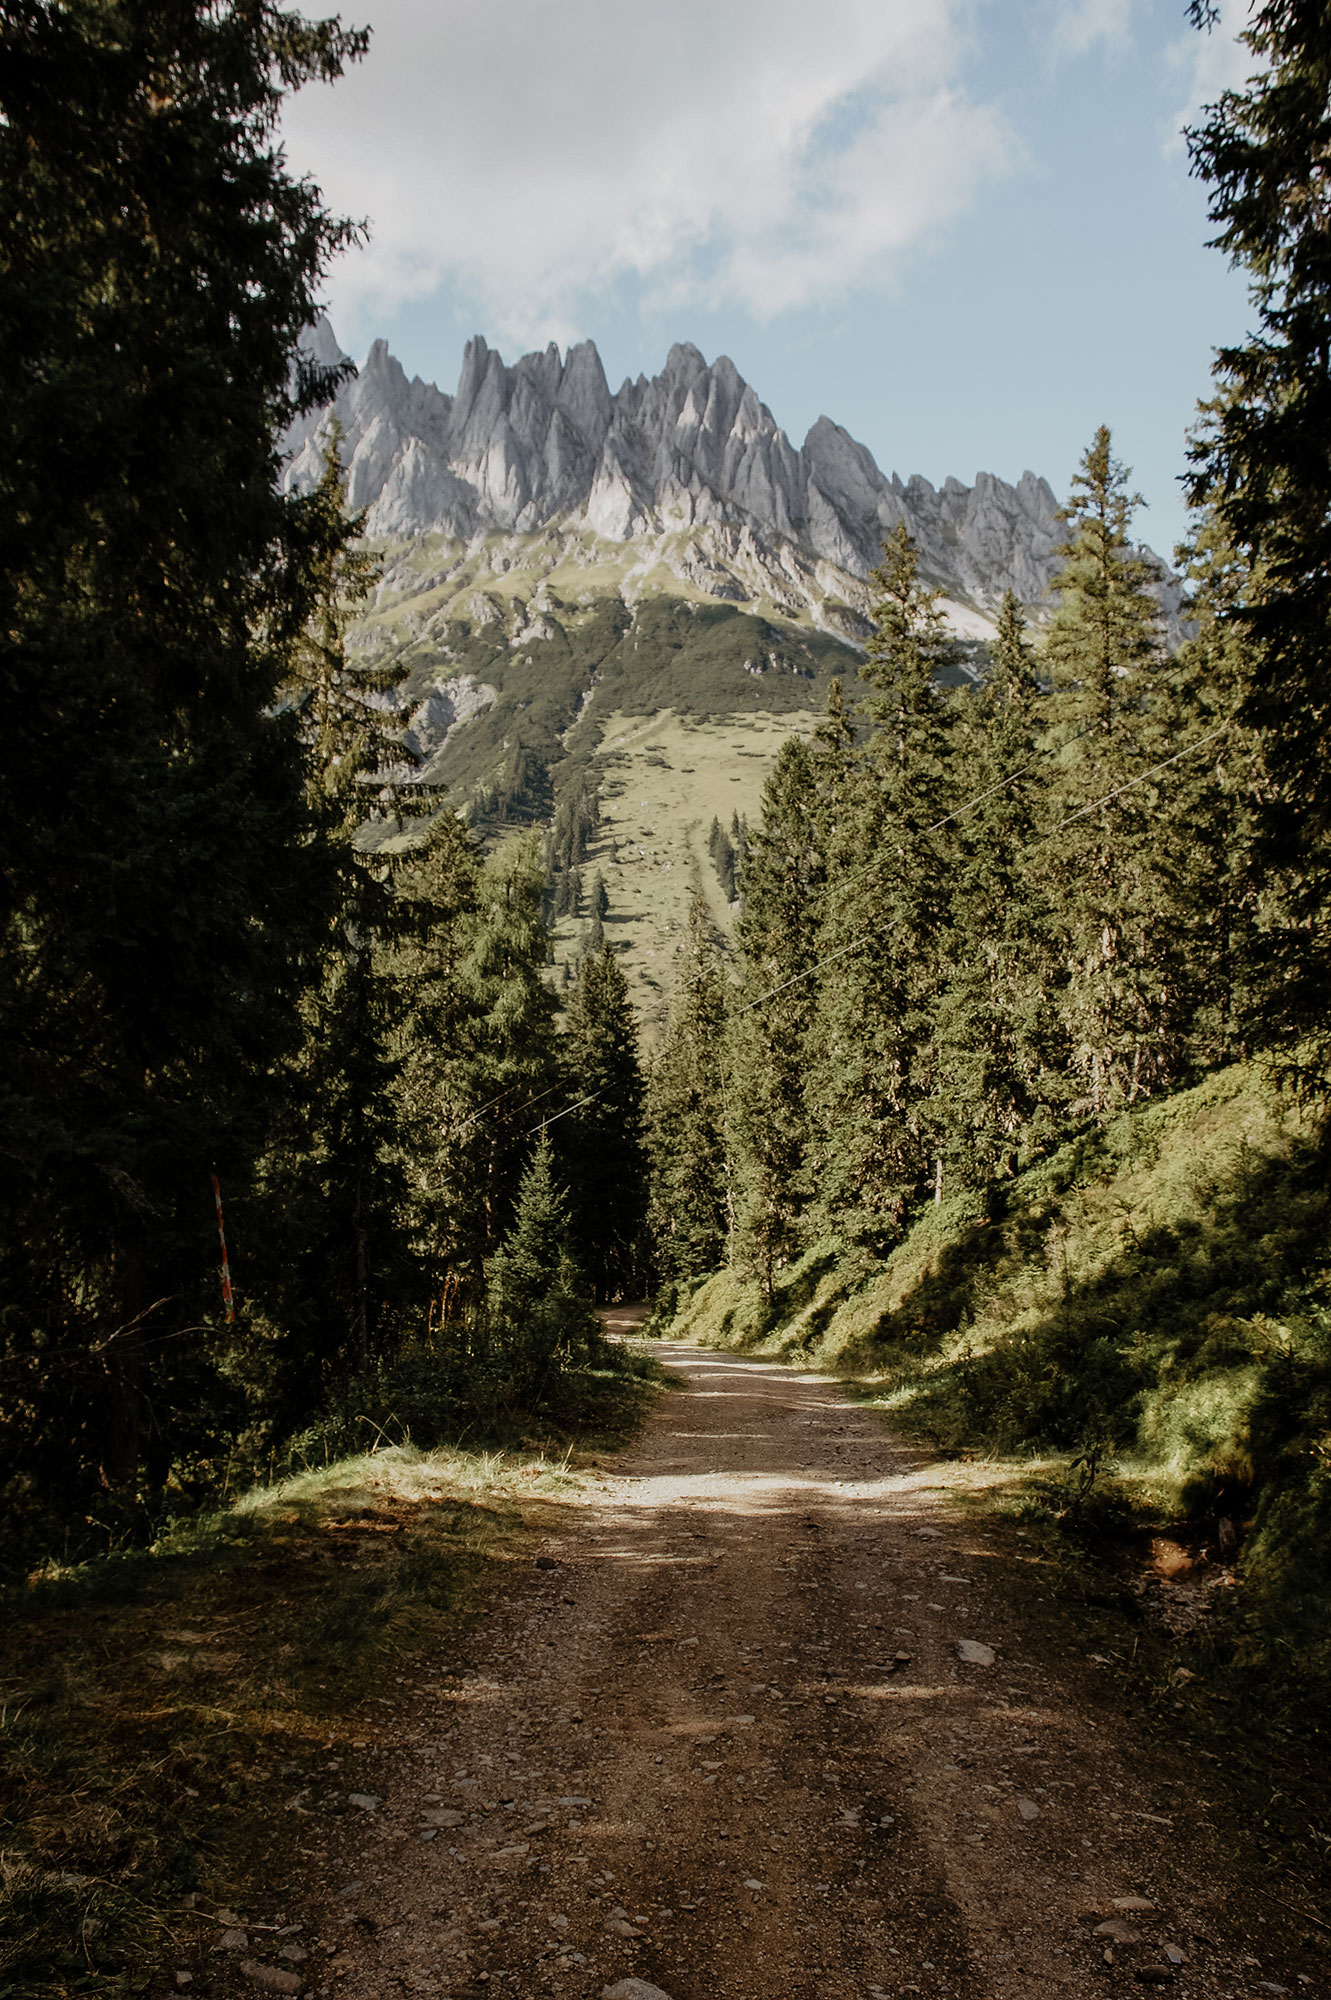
[[283, 321, 1182, 633]]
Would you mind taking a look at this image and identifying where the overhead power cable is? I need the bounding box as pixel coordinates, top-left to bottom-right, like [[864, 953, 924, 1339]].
[[737, 715, 1234, 1019], [1044, 723, 1229, 834], [834, 651, 1200, 883], [452, 1077, 564, 1138], [453, 1074, 528, 1131], [522, 1087, 606, 1138]]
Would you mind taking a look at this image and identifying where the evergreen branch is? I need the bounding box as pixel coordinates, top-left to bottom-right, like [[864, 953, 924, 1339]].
[[1044, 723, 1231, 834], [739, 716, 1237, 1019]]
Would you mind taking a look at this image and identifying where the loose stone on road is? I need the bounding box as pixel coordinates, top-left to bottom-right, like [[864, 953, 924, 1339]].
[[286, 1338, 1307, 2000]]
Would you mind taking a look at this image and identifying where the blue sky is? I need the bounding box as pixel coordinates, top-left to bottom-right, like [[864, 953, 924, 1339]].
[[282, 0, 1257, 560]]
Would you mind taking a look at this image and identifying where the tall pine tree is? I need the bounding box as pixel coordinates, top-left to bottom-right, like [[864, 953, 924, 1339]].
[[560, 944, 649, 1301], [646, 902, 731, 1285], [248, 431, 420, 1397], [730, 734, 827, 1287], [386, 808, 486, 1318], [1035, 428, 1191, 1115], [447, 835, 560, 1285], [806, 525, 956, 1241], [1184, 1, 1331, 1052], [485, 1130, 598, 1395], [933, 592, 1061, 1182]]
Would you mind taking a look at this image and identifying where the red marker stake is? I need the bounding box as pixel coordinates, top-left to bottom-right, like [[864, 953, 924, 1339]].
[[211, 1173, 235, 1325]]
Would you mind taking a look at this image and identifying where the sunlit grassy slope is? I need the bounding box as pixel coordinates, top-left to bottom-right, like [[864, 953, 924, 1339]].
[[549, 707, 815, 1032], [662, 1063, 1331, 1684], [345, 531, 864, 1019]]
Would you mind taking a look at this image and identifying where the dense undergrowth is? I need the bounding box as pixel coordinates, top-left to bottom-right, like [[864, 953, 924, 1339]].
[[662, 1062, 1331, 1690], [0, 1346, 659, 1999], [1, 1200, 638, 1585]]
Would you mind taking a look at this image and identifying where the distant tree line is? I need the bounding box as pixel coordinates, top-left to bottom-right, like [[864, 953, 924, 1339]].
[[643, 408, 1303, 1296], [645, 2, 1331, 1302]]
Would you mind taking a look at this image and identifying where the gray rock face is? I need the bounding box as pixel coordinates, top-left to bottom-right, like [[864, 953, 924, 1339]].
[[403, 674, 498, 786], [283, 323, 1181, 629]]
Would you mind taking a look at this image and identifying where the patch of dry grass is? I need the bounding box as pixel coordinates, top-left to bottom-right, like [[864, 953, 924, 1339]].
[[0, 1440, 583, 1997], [550, 705, 817, 1036]]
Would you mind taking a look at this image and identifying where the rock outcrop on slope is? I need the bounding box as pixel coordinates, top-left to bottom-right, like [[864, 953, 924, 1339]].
[[284, 325, 1187, 631]]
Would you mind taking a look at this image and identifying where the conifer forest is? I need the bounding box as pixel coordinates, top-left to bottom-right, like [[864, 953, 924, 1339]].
[[4, 0, 1331, 1732]]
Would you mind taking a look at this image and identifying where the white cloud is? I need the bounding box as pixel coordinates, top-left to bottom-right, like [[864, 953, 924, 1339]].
[[280, 0, 1016, 350], [1046, 0, 1136, 59], [1164, 0, 1262, 154]]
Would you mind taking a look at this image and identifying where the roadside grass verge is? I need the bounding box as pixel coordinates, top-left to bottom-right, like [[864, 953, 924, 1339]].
[[656, 1062, 1331, 1913], [0, 1353, 660, 1999], [664, 1063, 1331, 1672]]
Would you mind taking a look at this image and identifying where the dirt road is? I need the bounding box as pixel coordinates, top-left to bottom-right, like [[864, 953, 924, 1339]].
[[287, 1339, 1311, 2000]]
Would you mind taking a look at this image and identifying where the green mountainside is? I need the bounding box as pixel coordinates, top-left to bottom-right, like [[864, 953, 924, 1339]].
[[353, 527, 867, 796], [350, 529, 871, 1020]]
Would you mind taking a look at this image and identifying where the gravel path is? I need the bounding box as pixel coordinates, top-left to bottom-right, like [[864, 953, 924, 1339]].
[[287, 1337, 1309, 2000]]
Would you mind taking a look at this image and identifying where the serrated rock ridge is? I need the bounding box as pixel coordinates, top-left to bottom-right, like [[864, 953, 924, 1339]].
[[283, 323, 1180, 631]]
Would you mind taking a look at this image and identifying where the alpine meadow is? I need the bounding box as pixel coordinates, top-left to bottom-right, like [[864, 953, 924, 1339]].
[[4, 1, 1331, 1995]]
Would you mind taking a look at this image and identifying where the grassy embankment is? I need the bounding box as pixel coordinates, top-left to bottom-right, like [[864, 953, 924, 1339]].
[[660, 1064, 1331, 1904], [582, 707, 812, 1031], [0, 1351, 660, 2000]]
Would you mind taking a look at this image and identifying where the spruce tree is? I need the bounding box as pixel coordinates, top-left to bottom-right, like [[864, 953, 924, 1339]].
[[386, 808, 486, 1306], [289, 427, 395, 825], [447, 834, 560, 1284], [933, 592, 1061, 1181], [1166, 498, 1267, 1071], [730, 735, 826, 1287], [806, 525, 956, 1241], [809, 674, 858, 836], [252, 435, 392, 1383], [251, 432, 456, 1402], [1184, 2, 1331, 1049], [646, 903, 731, 1284], [560, 945, 649, 1299], [1037, 430, 1192, 1115], [548, 774, 600, 917], [730, 812, 750, 907], [1043, 428, 1164, 725], [708, 816, 737, 900], [0, 0, 366, 1528], [485, 1130, 598, 1393]]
